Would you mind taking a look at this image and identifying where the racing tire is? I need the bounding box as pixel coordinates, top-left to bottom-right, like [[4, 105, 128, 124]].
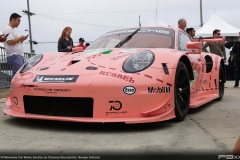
[[215, 65, 224, 101], [174, 62, 190, 121]]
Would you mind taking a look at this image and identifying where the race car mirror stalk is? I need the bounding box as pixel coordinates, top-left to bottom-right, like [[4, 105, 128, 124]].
[[186, 42, 202, 54]]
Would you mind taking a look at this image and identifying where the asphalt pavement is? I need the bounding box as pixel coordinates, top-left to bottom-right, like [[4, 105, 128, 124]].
[[0, 81, 239, 159]]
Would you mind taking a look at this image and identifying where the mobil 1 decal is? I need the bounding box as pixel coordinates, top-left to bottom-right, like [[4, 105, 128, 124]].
[[33, 75, 79, 83], [148, 86, 171, 93]]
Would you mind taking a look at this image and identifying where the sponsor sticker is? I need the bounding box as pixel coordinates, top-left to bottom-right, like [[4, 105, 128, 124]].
[[102, 50, 112, 54], [123, 86, 136, 95], [101, 28, 170, 38], [109, 100, 122, 111], [99, 71, 134, 83], [33, 75, 79, 83], [148, 86, 171, 93], [106, 100, 127, 115], [33, 88, 71, 94]]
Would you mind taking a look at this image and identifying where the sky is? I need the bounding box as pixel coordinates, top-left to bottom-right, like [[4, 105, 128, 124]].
[[0, 0, 240, 55]]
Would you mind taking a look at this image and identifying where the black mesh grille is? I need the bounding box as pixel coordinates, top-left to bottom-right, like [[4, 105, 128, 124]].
[[23, 96, 93, 117]]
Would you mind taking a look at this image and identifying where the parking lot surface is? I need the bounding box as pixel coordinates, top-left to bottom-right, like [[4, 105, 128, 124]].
[[0, 81, 239, 159]]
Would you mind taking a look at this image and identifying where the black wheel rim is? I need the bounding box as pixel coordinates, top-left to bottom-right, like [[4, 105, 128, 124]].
[[176, 68, 190, 111]]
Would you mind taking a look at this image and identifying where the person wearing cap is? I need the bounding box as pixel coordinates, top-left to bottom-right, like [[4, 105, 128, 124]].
[[85, 43, 90, 47], [76, 38, 87, 50]]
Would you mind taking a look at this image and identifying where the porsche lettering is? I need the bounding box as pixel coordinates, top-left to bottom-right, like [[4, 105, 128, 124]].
[[34, 88, 71, 92], [102, 28, 170, 37], [34, 88, 53, 92]]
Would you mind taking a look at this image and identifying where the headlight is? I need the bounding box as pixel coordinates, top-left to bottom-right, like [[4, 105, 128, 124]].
[[20, 54, 43, 73], [122, 50, 155, 73]]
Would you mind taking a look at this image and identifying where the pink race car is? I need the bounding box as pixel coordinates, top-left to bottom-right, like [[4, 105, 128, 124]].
[[3, 26, 226, 124]]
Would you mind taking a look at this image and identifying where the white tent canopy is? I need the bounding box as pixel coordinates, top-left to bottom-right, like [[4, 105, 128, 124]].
[[147, 17, 168, 27], [196, 14, 240, 37]]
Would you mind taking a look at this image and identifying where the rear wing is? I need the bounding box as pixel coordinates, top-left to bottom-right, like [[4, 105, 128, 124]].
[[186, 36, 225, 54], [192, 36, 225, 43]]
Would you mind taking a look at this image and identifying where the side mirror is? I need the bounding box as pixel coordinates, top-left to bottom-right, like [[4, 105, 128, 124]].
[[72, 47, 83, 52], [186, 42, 202, 54]]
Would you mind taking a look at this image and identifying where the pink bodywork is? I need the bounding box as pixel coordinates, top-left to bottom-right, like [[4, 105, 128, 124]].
[[3, 26, 226, 124]]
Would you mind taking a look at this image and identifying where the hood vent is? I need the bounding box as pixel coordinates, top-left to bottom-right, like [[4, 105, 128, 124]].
[[86, 66, 98, 70], [67, 60, 80, 66], [40, 67, 49, 71]]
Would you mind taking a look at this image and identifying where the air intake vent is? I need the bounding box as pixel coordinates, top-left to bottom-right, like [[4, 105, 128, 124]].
[[67, 60, 80, 66], [162, 63, 169, 74], [23, 96, 93, 117]]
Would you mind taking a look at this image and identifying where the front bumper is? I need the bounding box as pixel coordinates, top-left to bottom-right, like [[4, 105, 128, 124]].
[[3, 105, 175, 124]]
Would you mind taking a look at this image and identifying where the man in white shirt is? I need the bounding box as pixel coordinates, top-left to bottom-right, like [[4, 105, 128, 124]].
[[178, 18, 187, 31], [3, 13, 28, 77]]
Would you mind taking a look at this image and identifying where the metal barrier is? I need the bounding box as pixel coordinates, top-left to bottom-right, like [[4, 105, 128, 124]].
[[0, 46, 36, 88]]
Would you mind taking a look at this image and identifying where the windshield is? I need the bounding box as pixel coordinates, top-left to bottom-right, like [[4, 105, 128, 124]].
[[85, 27, 175, 51]]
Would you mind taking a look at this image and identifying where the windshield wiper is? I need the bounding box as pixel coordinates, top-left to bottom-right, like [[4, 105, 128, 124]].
[[115, 15, 141, 48], [115, 27, 141, 48]]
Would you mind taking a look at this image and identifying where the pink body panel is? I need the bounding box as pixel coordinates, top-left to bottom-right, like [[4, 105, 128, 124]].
[[3, 26, 225, 123]]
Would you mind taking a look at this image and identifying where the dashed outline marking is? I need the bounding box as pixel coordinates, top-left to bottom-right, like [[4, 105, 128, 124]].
[[98, 65, 106, 68], [156, 78, 163, 83], [167, 83, 172, 87], [144, 74, 152, 79]]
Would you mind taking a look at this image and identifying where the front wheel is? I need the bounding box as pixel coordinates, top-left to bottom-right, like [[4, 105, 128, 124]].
[[174, 62, 190, 121]]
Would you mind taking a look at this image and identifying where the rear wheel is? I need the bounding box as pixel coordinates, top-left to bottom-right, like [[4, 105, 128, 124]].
[[174, 62, 190, 121], [215, 65, 224, 101]]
